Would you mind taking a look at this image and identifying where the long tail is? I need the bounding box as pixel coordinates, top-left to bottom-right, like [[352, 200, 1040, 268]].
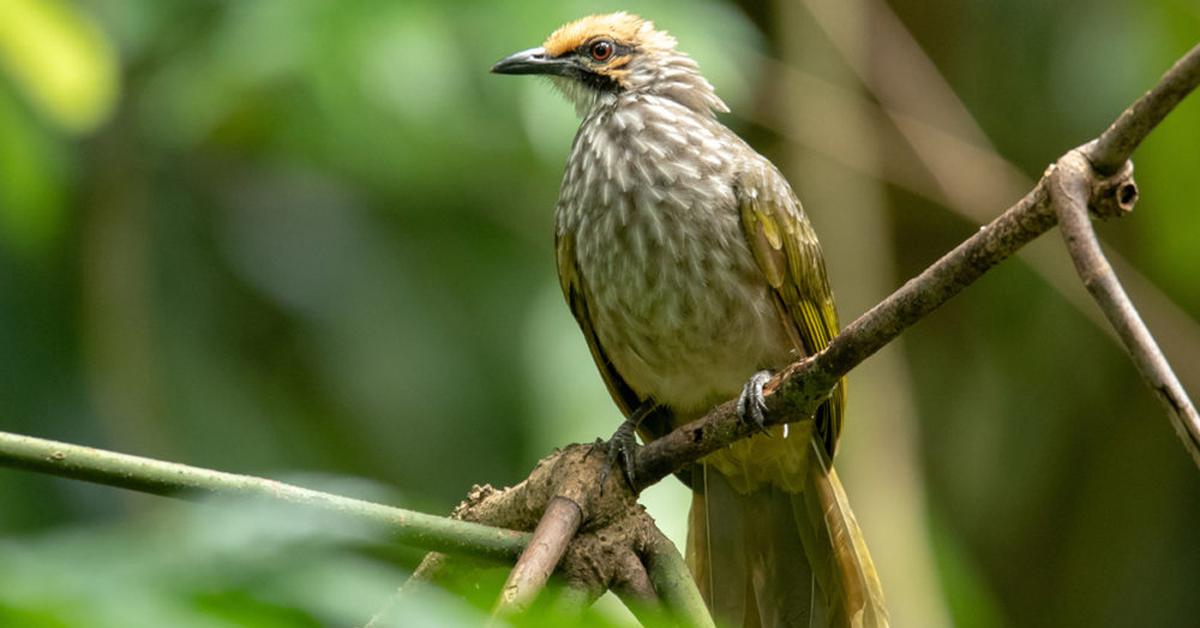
[[686, 448, 888, 627]]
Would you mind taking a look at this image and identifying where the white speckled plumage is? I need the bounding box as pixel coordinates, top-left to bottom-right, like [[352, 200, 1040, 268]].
[[555, 47, 795, 417]]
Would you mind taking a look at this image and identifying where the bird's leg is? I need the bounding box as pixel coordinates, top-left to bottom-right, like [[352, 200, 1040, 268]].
[[737, 370, 773, 435], [594, 401, 656, 491]]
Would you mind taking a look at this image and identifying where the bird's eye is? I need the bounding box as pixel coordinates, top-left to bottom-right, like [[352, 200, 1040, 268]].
[[589, 40, 614, 62]]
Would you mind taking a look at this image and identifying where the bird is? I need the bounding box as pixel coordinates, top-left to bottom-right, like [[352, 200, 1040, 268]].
[[492, 12, 887, 627]]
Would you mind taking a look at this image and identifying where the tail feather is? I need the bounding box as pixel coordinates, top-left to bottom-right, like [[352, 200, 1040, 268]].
[[747, 482, 817, 627], [796, 442, 888, 627], [686, 454, 888, 628], [687, 464, 751, 625]]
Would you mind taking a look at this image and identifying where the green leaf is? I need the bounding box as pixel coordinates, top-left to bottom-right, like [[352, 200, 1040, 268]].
[[0, 0, 119, 133]]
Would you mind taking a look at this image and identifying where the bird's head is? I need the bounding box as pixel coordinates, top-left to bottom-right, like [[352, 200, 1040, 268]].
[[491, 12, 727, 117]]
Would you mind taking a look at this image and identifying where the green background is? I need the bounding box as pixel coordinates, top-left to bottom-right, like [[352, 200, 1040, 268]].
[[1, 0, 1198, 626]]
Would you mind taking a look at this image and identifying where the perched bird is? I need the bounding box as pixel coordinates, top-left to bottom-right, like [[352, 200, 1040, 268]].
[[493, 13, 887, 627]]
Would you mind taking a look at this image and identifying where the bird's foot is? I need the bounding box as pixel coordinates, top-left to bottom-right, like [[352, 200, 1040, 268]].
[[595, 418, 640, 492], [736, 370, 773, 436], [590, 402, 656, 492]]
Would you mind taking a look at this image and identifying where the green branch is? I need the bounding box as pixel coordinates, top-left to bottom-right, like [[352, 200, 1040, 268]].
[[0, 430, 529, 561]]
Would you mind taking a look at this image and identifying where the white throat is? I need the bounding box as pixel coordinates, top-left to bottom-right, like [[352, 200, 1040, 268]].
[[549, 76, 617, 118]]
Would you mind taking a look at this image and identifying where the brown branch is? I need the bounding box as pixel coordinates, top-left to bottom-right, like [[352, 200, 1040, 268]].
[[493, 495, 583, 617], [750, 42, 1200, 397], [415, 445, 678, 619], [1090, 43, 1200, 175], [632, 39, 1200, 489], [1051, 150, 1200, 465], [632, 180, 1056, 489]]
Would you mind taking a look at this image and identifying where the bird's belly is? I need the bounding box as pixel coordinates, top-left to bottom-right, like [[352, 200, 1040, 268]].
[[587, 244, 795, 419]]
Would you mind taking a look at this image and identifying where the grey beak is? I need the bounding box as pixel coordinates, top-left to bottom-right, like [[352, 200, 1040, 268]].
[[491, 47, 568, 76]]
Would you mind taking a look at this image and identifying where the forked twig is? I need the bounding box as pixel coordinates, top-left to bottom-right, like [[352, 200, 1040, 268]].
[[1052, 149, 1200, 466]]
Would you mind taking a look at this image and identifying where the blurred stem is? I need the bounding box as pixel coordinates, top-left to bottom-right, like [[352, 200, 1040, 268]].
[[81, 95, 168, 459], [0, 430, 530, 560], [644, 530, 716, 628], [777, 1, 952, 624]]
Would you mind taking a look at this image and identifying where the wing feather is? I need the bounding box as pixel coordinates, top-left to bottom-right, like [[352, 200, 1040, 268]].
[[736, 165, 845, 456]]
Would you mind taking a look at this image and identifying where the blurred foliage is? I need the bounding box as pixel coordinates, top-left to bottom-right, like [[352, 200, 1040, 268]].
[[0, 481, 647, 627], [0, 0, 117, 134], [0, 0, 1197, 626]]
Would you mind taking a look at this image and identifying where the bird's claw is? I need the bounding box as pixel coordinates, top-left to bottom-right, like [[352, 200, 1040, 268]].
[[596, 419, 639, 492], [736, 370, 773, 436]]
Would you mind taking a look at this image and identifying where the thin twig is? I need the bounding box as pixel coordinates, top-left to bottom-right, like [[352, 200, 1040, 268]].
[[493, 495, 584, 617], [1089, 43, 1200, 175], [0, 430, 529, 561], [1051, 150, 1200, 465]]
